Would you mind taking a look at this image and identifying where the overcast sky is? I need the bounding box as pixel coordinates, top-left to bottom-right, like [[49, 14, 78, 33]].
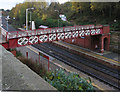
[[0, 0, 24, 10], [0, 0, 69, 10]]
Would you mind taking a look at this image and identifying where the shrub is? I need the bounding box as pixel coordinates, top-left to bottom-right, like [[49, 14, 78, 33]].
[[8, 48, 22, 57], [35, 18, 73, 28], [18, 56, 47, 77], [45, 68, 94, 91]]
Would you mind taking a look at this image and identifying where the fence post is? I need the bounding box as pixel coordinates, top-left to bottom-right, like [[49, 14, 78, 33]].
[[17, 31, 18, 38], [36, 60, 37, 64], [39, 52, 40, 64], [48, 57, 49, 72], [6, 32, 8, 41], [26, 52, 28, 59]]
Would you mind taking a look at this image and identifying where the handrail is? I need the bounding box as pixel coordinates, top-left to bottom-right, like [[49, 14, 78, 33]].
[[2, 24, 103, 39]]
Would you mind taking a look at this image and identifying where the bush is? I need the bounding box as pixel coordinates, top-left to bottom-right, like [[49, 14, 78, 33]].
[[35, 18, 73, 28], [18, 56, 47, 77], [45, 68, 94, 91], [8, 48, 22, 57], [16, 50, 22, 57]]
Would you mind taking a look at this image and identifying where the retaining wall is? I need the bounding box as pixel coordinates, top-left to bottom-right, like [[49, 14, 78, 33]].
[[0, 45, 57, 91]]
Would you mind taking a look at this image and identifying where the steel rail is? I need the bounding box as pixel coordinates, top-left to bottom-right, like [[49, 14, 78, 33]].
[[32, 43, 120, 90]]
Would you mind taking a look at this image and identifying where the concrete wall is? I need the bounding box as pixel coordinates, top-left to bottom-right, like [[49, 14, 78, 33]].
[[0, 45, 57, 91]]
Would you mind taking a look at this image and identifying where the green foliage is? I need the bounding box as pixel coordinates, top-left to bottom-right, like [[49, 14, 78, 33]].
[[18, 56, 47, 77], [42, 14, 47, 21], [9, 48, 22, 57], [9, 2, 120, 31], [72, 2, 90, 13], [16, 50, 22, 57], [9, 2, 47, 29], [45, 68, 94, 91], [35, 18, 73, 29]]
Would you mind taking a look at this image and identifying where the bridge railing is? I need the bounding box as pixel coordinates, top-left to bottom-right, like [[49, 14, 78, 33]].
[[7, 25, 103, 40]]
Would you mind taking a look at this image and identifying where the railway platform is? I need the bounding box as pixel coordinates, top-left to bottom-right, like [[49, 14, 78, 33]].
[[53, 41, 120, 68]]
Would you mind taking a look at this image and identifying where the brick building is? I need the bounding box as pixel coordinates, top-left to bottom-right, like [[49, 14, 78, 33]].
[[63, 25, 110, 53]]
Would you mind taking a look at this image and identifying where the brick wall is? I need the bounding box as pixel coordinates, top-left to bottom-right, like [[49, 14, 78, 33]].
[[63, 25, 110, 53]]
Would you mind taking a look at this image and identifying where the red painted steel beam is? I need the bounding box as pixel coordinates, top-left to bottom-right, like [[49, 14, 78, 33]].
[[0, 25, 108, 49], [1, 42, 9, 49]]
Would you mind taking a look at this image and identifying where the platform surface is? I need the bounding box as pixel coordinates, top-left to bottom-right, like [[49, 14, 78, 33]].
[[54, 41, 120, 66]]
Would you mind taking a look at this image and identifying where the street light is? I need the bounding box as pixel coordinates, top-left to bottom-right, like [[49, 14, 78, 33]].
[[26, 8, 34, 30], [29, 11, 32, 30], [5, 16, 10, 31], [55, 10, 59, 27]]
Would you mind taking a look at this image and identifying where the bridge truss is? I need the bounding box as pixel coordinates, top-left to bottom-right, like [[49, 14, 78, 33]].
[[0, 25, 103, 49]]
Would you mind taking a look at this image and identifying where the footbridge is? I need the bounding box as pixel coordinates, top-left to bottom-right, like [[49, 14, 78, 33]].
[[0, 24, 109, 53]]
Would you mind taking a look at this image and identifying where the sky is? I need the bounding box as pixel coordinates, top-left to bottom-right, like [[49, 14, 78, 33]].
[[0, 0, 69, 10], [0, 0, 24, 10]]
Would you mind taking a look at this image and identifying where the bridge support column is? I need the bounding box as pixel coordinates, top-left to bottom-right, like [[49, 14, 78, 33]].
[[100, 36, 104, 53], [99, 33, 110, 53]]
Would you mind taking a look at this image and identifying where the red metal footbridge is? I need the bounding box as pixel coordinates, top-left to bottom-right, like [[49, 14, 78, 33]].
[[0, 25, 103, 49]]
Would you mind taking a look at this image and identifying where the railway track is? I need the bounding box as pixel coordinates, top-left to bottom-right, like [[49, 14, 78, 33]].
[[32, 43, 120, 90]]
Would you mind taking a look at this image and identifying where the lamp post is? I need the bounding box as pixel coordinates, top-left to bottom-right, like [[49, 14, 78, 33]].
[[5, 16, 10, 31], [29, 11, 32, 30], [26, 8, 34, 30], [26, 9, 28, 30], [55, 10, 59, 27]]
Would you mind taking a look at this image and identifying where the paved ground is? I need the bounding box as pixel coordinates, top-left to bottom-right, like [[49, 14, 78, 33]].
[[0, 45, 56, 91], [64, 41, 119, 61], [102, 51, 119, 62]]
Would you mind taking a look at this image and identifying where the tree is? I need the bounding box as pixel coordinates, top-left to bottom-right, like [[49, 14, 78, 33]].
[[42, 14, 47, 21], [90, 2, 110, 16], [72, 2, 90, 14]]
